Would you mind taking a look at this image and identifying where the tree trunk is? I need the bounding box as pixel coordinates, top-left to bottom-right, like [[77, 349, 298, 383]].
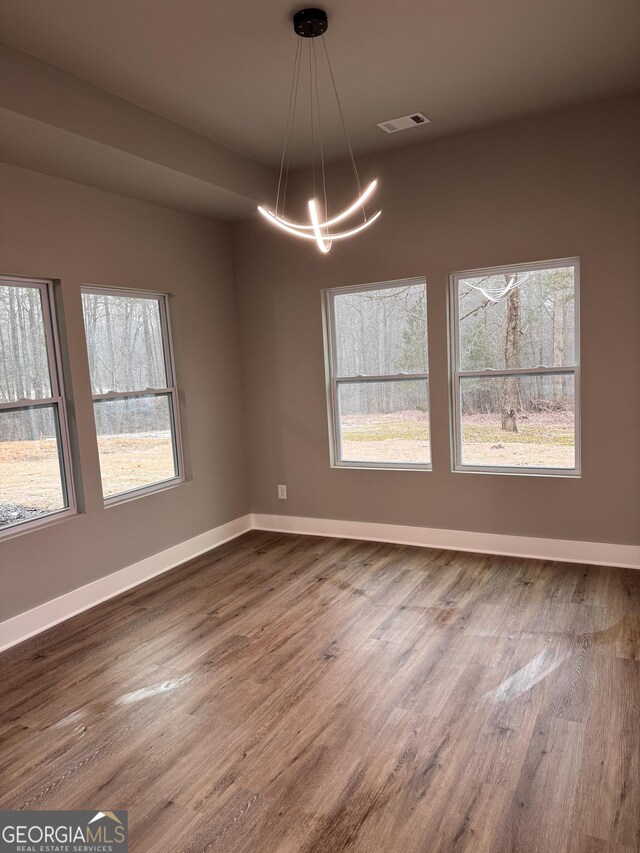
[[501, 283, 519, 432], [553, 291, 566, 403]]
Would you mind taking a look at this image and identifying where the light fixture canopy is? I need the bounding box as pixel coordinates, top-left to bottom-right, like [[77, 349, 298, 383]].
[[293, 8, 328, 38], [258, 8, 381, 254]]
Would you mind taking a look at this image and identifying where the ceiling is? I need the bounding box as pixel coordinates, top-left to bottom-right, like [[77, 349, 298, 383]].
[[1, 0, 639, 170]]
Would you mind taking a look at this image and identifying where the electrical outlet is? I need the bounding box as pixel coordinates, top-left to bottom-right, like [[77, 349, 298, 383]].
[[278, 484, 287, 500]]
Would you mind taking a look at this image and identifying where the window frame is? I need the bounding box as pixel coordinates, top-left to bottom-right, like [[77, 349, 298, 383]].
[[0, 275, 77, 539], [81, 285, 185, 505], [324, 277, 431, 471], [449, 258, 581, 477]]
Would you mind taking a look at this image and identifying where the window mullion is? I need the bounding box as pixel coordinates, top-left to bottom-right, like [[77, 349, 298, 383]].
[[456, 366, 577, 379], [0, 397, 59, 412], [91, 388, 173, 402], [158, 295, 175, 388], [335, 373, 429, 384], [40, 282, 62, 398]]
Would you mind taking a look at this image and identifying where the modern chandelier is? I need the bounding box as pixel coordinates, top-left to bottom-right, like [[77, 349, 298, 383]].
[[258, 8, 381, 254]]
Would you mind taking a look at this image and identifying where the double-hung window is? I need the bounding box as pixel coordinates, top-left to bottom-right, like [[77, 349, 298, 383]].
[[325, 278, 430, 469], [450, 259, 580, 475], [81, 287, 183, 503], [0, 277, 75, 535]]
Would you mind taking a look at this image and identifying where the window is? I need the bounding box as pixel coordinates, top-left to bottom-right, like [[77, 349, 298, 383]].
[[81, 287, 183, 503], [450, 259, 580, 475], [324, 278, 430, 469], [0, 277, 75, 534]]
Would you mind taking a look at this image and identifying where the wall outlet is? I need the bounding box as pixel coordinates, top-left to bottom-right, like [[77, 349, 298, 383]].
[[278, 484, 287, 500]]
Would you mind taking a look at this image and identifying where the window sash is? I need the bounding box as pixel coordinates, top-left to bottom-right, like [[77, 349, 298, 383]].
[[325, 278, 430, 470], [331, 376, 431, 470], [0, 277, 76, 537], [82, 284, 175, 395], [449, 259, 580, 476], [81, 286, 184, 502], [0, 278, 60, 404], [327, 277, 429, 381], [450, 258, 581, 374]]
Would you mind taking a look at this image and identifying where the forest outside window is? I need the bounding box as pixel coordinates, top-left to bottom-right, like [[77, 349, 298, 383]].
[[450, 259, 580, 475], [325, 278, 430, 469], [0, 277, 75, 535], [81, 287, 183, 503]]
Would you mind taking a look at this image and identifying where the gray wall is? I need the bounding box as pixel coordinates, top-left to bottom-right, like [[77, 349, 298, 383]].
[[1, 96, 638, 624], [233, 96, 640, 546], [0, 164, 248, 620]]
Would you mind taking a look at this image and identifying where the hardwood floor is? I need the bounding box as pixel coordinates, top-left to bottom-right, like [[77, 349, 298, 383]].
[[1, 531, 639, 852]]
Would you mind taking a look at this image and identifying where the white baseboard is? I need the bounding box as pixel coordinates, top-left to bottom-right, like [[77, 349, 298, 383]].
[[2, 511, 638, 653], [251, 513, 640, 571], [0, 514, 252, 652]]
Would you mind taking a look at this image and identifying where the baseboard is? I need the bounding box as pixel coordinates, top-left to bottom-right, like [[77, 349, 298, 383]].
[[0, 514, 252, 652], [251, 513, 640, 570], [2, 511, 638, 653]]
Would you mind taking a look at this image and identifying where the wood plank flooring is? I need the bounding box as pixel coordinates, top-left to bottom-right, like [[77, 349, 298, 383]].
[[1, 531, 639, 852]]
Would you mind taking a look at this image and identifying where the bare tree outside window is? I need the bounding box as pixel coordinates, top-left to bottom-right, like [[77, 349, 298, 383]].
[[451, 260, 580, 473], [0, 278, 75, 534], [81, 288, 183, 501], [326, 279, 430, 468]]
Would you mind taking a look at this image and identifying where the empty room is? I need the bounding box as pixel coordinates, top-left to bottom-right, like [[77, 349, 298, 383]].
[[0, 0, 639, 850]]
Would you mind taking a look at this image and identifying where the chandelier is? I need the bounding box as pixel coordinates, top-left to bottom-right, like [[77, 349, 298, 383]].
[[258, 8, 381, 254]]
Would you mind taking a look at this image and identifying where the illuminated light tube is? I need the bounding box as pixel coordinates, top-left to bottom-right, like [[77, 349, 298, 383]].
[[257, 206, 317, 239], [258, 179, 382, 253], [258, 205, 381, 250], [308, 199, 332, 253], [266, 179, 378, 231], [328, 209, 382, 240]]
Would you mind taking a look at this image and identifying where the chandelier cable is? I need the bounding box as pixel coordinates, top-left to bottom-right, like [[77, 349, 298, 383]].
[[312, 38, 329, 227], [281, 45, 303, 216], [320, 34, 365, 218], [309, 41, 316, 203], [276, 37, 302, 217]]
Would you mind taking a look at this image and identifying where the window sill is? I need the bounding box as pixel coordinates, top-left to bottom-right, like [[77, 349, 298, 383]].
[[332, 462, 432, 472], [453, 465, 581, 478], [0, 507, 78, 542], [104, 476, 185, 508]]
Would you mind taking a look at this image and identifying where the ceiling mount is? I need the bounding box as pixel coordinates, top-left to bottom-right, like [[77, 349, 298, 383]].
[[293, 8, 328, 38]]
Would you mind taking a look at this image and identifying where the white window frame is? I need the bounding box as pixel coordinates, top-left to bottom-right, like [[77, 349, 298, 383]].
[[0, 275, 76, 539], [81, 285, 185, 505], [324, 277, 431, 471], [449, 258, 581, 477]]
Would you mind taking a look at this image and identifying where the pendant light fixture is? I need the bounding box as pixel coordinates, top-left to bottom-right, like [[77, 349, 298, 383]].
[[258, 8, 381, 254]]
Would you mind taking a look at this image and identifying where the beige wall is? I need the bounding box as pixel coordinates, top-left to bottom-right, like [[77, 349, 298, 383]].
[[0, 164, 248, 620], [233, 97, 640, 547]]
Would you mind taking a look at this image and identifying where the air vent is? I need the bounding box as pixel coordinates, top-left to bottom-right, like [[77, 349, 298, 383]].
[[376, 112, 430, 134]]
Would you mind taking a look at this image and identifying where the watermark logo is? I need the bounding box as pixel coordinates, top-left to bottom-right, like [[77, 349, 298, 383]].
[[0, 810, 128, 852]]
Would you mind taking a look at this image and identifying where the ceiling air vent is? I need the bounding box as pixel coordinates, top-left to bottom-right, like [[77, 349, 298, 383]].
[[377, 112, 430, 134]]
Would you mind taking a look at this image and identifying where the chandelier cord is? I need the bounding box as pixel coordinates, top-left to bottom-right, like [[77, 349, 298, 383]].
[[320, 34, 366, 220], [276, 37, 302, 217], [312, 38, 329, 226], [280, 46, 303, 217], [309, 41, 316, 203]]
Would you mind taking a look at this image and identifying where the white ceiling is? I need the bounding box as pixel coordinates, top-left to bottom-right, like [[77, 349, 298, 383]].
[[1, 0, 639, 169]]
